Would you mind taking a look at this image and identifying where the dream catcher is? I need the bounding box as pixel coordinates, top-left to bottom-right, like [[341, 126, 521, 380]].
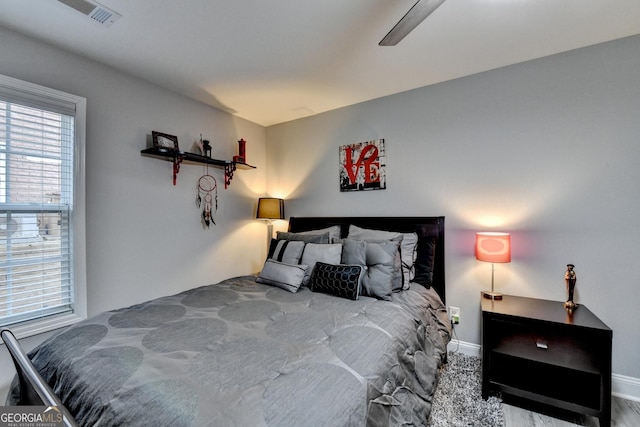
[[196, 172, 217, 228]]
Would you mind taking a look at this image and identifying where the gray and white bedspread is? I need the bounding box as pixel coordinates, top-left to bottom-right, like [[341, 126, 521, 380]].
[[14, 276, 451, 426]]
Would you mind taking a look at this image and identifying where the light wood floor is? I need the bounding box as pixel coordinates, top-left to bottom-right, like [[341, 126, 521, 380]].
[[503, 396, 640, 426]]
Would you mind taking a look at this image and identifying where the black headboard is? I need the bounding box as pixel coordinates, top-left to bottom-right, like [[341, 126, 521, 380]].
[[288, 216, 445, 303]]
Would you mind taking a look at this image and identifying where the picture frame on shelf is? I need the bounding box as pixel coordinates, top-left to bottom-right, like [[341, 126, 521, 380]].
[[152, 131, 179, 152]]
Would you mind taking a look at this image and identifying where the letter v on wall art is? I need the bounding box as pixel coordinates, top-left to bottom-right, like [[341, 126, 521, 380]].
[[339, 139, 387, 192]]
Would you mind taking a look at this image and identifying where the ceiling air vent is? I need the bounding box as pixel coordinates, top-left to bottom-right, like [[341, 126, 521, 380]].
[[57, 0, 122, 27]]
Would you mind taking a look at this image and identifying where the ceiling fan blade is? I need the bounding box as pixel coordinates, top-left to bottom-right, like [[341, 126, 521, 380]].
[[379, 0, 446, 46]]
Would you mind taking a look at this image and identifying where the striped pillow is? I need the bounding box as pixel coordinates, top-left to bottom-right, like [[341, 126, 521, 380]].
[[268, 239, 305, 264]]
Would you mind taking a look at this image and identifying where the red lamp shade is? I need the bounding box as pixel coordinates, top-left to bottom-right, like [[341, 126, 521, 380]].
[[475, 232, 511, 263]]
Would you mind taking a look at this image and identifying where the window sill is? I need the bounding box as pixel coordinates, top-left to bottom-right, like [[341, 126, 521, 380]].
[[2, 313, 86, 341]]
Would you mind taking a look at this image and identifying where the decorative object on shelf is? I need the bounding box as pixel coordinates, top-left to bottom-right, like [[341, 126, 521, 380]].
[[233, 138, 246, 163], [152, 131, 181, 184], [152, 131, 179, 152], [475, 232, 511, 300], [202, 139, 211, 158], [195, 134, 212, 158], [564, 263, 578, 311], [196, 173, 217, 228], [196, 135, 203, 154], [256, 197, 285, 248], [339, 139, 386, 192]]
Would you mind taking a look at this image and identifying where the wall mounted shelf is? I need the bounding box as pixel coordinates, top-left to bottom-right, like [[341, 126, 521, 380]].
[[141, 147, 255, 188]]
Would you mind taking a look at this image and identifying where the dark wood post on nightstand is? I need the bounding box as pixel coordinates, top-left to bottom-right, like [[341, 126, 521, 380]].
[[481, 294, 612, 427]]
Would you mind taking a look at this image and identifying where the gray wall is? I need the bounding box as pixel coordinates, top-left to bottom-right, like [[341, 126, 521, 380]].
[[267, 35, 640, 379], [0, 26, 269, 394]]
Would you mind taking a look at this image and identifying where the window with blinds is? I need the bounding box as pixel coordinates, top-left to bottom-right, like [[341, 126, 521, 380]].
[[1, 75, 85, 331]]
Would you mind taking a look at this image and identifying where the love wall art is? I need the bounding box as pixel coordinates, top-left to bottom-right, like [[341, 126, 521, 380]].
[[339, 139, 386, 192]]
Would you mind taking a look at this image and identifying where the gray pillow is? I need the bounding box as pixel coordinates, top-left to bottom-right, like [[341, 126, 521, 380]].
[[399, 233, 418, 290], [256, 259, 308, 293], [276, 231, 329, 244], [361, 240, 398, 301], [340, 238, 398, 301], [340, 238, 367, 266], [347, 225, 400, 241], [295, 225, 341, 242], [268, 239, 305, 264], [300, 243, 342, 285], [347, 225, 416, 291], [346, 235, 402, 292]]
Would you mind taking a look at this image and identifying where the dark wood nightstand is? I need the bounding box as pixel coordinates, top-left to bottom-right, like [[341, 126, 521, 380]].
[[481, 295, 612, 427]]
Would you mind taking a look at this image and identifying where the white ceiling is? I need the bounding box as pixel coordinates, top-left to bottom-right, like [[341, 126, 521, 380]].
[[1, 0, 640, 126]]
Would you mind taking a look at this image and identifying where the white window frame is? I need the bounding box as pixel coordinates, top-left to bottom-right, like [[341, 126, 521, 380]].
[[0, 74, 87, 339]]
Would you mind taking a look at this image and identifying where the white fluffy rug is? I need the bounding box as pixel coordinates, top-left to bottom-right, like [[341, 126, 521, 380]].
[[428, 352, 504, 427]]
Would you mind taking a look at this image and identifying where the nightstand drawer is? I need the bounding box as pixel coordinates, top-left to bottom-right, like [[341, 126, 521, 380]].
[[489, 318, 604, 374]]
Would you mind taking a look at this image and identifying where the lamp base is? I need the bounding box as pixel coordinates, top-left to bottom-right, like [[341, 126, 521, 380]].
[[482, 291, 503, 300]]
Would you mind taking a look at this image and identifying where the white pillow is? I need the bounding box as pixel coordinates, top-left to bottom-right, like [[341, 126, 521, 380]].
[[300, 243, 342, 285]]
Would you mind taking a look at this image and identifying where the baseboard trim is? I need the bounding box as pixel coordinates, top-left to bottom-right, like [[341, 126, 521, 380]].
[[612, 373, 640, 402], [449, 340, 640, 402]]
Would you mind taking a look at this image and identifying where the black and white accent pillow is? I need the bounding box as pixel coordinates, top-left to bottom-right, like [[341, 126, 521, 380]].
[[309, 262, 363, 301]]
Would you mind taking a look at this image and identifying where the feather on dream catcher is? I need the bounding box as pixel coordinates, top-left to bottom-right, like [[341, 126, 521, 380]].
[[196, 172, 217, 228]]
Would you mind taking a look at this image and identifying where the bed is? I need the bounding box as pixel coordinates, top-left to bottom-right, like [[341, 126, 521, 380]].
[[7, 216, 451, 426]]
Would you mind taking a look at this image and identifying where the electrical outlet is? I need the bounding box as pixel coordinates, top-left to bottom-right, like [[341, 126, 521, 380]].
[[449, 306, 460, 324]]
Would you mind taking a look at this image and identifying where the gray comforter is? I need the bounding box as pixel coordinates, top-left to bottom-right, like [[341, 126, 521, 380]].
[[14, 275, 451, 426]]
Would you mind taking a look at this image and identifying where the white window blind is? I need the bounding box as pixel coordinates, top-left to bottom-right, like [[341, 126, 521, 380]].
[[1, 76, 82, 331]]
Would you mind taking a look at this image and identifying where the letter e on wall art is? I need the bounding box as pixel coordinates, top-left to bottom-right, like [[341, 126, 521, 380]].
[[339, 139, 387, 192]]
